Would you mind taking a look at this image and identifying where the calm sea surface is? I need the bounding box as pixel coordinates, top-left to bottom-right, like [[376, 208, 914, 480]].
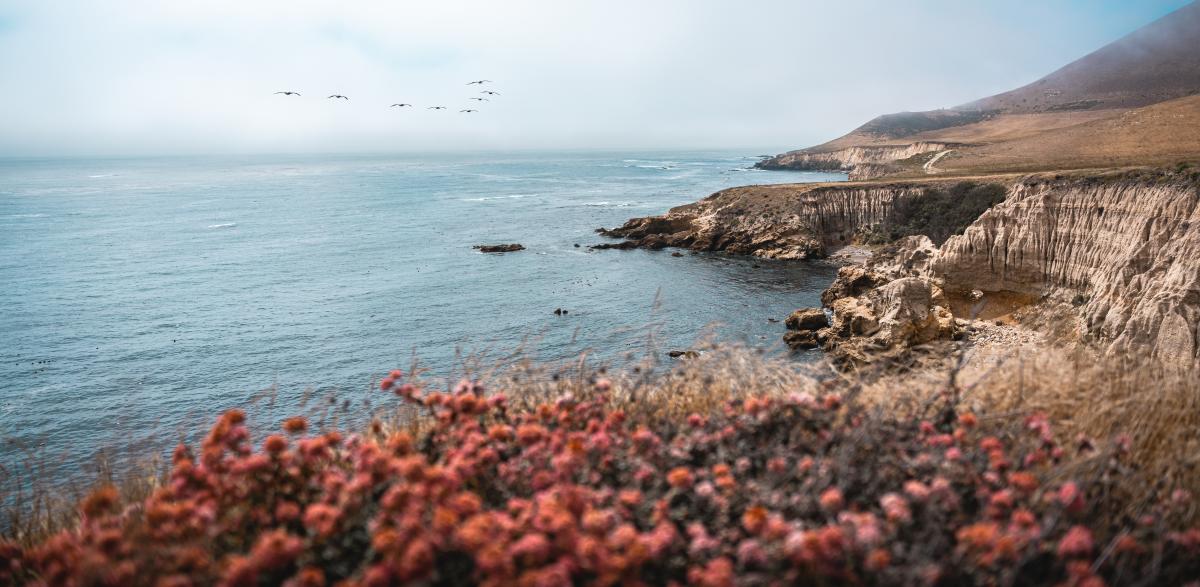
[[0, 152, 843, 466]]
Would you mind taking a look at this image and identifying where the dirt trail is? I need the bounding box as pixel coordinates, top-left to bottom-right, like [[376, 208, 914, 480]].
[[923, 150, 953, 174]]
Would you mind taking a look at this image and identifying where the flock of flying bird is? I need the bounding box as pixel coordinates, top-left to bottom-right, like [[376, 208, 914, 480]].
[[273, 80, 499, 113]]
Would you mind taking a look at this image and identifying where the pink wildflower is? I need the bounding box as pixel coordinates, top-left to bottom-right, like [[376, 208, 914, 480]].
[[819, 488, 844, 512], [1057, 526, 1094, 558]]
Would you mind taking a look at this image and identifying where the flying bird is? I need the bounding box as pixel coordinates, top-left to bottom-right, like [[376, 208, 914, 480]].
[[274, 91, 301, 96], [460, 109, 477, 113], [466, 80, 492, 85], [480, 91, 500, 96], [327, 94, 349, 100], [427, 106, 447, 110], [469, 97, 489, 102], [390, 103, 412, 107]]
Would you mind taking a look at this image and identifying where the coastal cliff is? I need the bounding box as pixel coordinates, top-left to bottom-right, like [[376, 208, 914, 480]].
[[935, 173, 1200, 363], [597, 183, 931, 259], [756, 142, 957, 180], [598, 170, 1200, 365]]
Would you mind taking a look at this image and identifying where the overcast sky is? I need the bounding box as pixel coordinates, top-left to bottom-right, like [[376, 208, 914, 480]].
[[0, 0, 1191, 156]]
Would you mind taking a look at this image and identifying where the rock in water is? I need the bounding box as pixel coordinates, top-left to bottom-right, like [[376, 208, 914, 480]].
[[784, 330, 823, 350], [785, 308, 829, 332], [667, 350, 700, 359], [474, 244, 525, 253]]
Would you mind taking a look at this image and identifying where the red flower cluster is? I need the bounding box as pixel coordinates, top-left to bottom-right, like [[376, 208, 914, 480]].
[[3, 373, 1199, 585]]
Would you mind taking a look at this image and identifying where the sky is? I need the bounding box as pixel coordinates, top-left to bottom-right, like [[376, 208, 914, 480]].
[[0, 0, 1192, 156]]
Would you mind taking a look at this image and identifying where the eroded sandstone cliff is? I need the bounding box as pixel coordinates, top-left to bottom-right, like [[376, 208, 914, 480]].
[[756, 142, 957, 180], [935, 173, 1200, 364]]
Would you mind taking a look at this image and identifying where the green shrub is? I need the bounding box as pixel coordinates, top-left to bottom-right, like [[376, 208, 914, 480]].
[[866, 182, 1007, 246]]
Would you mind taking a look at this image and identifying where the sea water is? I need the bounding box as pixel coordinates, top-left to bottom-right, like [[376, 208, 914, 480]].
[[0, 152, 844, 467]]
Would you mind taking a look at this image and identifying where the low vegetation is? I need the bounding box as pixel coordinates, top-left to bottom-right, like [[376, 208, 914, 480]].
[[3, 347, 1199, 585], [862, 182, 1007, 246]]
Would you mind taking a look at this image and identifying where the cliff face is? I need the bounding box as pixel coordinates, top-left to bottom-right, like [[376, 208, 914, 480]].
[[935, 176, 1200, 363], [596, 183, 929, 259], [756, 142, 955, 179], [598, 171, 1200, 364]]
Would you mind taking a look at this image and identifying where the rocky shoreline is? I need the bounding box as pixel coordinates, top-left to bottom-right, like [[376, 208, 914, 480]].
[[594, 181, 937, 259], [595, 168, 1200, 368], [780, 236, 960, 369]]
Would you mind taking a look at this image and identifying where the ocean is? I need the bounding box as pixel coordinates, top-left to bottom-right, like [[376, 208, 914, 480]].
[[0, 152, 844, 467]]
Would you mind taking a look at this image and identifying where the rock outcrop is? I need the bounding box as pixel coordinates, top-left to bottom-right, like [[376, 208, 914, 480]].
[[816, 237, 958, 367], [783, 308, 829, 350], [785, 308, 829, 331]]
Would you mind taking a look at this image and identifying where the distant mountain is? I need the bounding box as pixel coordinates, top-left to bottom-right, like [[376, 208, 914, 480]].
[[759, 2, 1200, 177]]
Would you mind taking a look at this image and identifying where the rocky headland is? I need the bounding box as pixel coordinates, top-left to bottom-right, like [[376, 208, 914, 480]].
[[595, 181, 940, 259]]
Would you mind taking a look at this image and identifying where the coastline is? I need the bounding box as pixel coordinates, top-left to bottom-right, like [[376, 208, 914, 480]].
[[595, 167, 1200, 369]]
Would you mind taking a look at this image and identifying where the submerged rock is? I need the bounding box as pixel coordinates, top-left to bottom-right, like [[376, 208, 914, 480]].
[[783, 308, 833, 351]]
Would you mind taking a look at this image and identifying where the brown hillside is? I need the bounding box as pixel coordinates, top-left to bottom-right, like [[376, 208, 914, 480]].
[[939, 93, 1200, 174], [760, 2, 1200, 174], [960, 1, 1200, 113]]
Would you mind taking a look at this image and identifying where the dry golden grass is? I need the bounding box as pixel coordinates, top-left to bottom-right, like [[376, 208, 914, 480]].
[[939, 95, 1200, 176], [855, 343, 1200, 523], [965, 349, 1200, 514], [375, 343, 830, 439], [913, 110, 1122, 145], [0, 447, 166, 546]]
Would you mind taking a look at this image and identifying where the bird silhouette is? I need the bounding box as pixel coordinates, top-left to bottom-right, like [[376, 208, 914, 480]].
[[466, 80, 493, 85], [480, 91, 500, 96], [469, 97, 489, 102], [460, 109, 478, 113], [274, 91, 301, 96], [390, 103, 412, 107], [327, 94, 349, 100], [427, 106, 447, 110]]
